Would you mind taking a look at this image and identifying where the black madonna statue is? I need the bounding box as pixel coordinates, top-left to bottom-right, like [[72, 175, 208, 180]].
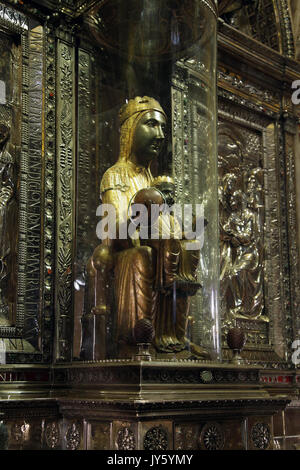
[[81, 96, 209, 360]]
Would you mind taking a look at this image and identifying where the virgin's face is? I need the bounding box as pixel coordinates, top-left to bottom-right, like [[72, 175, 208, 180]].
[[132, 111, 166, 164]]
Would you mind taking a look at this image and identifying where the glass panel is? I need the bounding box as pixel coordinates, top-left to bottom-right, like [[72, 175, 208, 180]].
[[74, 0, 220, 361]]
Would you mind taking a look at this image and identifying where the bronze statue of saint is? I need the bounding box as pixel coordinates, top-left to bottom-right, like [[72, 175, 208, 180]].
[[83, 96, 209, 359]]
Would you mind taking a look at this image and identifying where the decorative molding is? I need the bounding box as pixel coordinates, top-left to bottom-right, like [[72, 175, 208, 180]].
[[55, 38, 75, 362], [260, 373, 294, 385], [0, 369, 50, 383], [57, 364, 260, 387], [284, 133, 300, 347], [276, 122, 295, 361], [0, 2, 28, 32], [218, 87, 277, 119], [75, 48, 98, 290], [57, 398, 290, 415], [66, 365, 140, 385], [218, 69, 281, 107], [0, 11, 28, 342], [22, 24, 44, 350], [142, 366, 259, 385], [276, 0, 295, 58], [41, 22, 56, 364]]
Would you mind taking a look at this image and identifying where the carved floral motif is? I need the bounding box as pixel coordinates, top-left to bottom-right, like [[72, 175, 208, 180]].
[[45, 422, 60, 449], [200, 422, 225, 450], [143, 426, 168, 451], [116, 427, 135, 450], [250, 422, 271, 449], [66, 423, 81, 450]]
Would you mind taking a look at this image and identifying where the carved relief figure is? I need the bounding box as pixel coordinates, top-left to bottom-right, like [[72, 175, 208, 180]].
[[0, 124, 16, 324], [219, 129, 266, 322], [82, 96, 209, 359], [232, 167, 265, 321]]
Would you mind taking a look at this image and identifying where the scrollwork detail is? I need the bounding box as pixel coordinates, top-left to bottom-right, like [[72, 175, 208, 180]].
[[66, 423, 81, 450]]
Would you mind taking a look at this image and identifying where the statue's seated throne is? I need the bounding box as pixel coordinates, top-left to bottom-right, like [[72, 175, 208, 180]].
[[80, 97, 209, 361]]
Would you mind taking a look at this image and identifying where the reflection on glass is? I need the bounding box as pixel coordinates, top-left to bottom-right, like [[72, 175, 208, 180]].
[[75, 0, 220, 361]]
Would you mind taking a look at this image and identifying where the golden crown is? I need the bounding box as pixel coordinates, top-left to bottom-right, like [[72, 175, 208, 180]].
[[152, 175, 174, 186], [119, 96, 166, 126]]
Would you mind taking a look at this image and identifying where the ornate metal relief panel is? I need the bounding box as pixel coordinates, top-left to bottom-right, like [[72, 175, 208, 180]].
[[217, 87, 293, 365], [0, 19, 22, 331], [0, 3, 28, 30], [76, 49, 96, 278], [218, 118, 267, 344], [22, 23, 44, 351], [0, 4, 48, 362], [171, 58, 219, 351], [41, 22, 56, 364], [55, 37, 76, 362], [282, 121, 300, 349]]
